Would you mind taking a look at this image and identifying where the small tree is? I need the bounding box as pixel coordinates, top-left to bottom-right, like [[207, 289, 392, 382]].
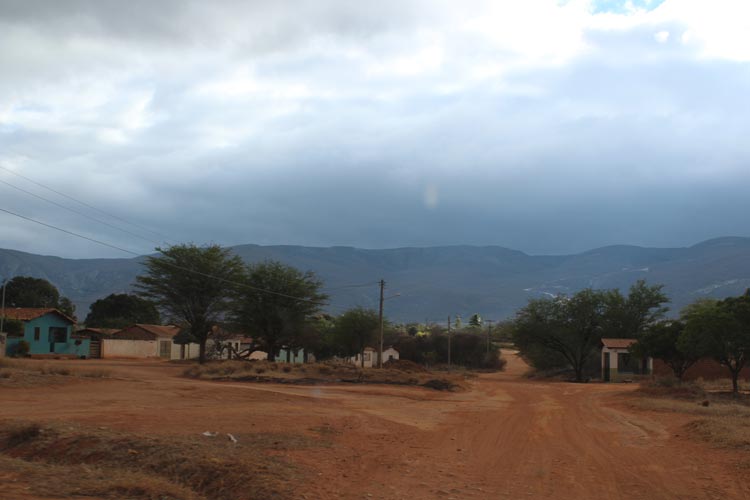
[[683, 296, 750, 395], [632, 320, 698, 381], [1, 318, 24, 337], [136, 244, 245, 364], [4, 276, 76, 319], [468, 314, 483, 328], [333, 307, 379, 367]]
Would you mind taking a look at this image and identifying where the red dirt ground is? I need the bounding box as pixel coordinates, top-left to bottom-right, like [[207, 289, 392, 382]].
[[1, 352, 749, 499]]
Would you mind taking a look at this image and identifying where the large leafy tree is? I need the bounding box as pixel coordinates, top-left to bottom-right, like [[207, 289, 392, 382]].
[[632, 320, 699, 381], [682, 296, 750, 395], [513, 289, 607, 382], [231, 261, 327, 361], [332, 307, 379, 367], [136, 244, 245, 363], [601, 280, 669, 338], [4, 276, 76, 318], [84, 293, 161, 329]]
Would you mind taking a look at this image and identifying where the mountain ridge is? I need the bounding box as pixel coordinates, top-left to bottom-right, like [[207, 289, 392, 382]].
[[1, 237, 749, 322]]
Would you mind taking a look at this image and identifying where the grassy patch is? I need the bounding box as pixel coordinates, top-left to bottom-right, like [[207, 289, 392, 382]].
[[635, 377, 750, 450], [183, 360, 468, 391], [0, 420, 311, 500], [0, 358, 112, 386]]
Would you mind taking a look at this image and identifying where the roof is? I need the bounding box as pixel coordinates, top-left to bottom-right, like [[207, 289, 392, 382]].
[[601, 338, 637, 349], [0, 308, 76, 324], [113, 324, 182, 340], [76, 327, 119, 337]]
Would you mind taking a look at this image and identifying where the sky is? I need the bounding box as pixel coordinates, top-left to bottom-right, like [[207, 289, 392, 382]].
[[1, 0, 749, 258]]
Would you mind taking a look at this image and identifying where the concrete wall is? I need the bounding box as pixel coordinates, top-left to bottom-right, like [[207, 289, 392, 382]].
[[102, 338, 158, 358], [601, 347, 652, 382]]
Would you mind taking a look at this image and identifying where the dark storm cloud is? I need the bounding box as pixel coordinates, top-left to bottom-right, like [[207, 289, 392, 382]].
[[1, 0, 749, 257]]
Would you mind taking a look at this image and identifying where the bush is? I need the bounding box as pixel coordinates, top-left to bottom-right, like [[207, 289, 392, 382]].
[[10, 340, 30, 358], [282, 365, 292, 373]]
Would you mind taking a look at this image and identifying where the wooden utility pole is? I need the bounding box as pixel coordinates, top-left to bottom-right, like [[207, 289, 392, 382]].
[[378, 279, 385, 368], [0, 278, 6, 335], [486, 319, 495, 354], [447, 315, 452, 370]]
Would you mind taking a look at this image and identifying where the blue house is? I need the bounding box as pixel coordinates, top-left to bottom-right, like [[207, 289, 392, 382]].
[[2, 308, 89, 358]]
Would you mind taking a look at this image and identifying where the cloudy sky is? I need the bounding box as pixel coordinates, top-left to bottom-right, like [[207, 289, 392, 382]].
[[1, 0, 749, 258]]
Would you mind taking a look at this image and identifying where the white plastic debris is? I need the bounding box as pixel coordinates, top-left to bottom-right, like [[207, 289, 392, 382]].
[[202, 431, 218, 437], [227, 433, 238, 444]]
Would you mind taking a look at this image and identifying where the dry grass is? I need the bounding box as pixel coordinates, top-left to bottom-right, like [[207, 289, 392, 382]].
[[0, 420, 316, 499], [0, 357, 111, 386], [183, 360, 468, 391], [635, 376, 750, 450]]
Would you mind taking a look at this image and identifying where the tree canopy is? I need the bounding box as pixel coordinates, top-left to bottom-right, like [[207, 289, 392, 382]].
[[231, 260, 327, 361], [136, 244, 245, 363], [331, 307, 379, 367], [3, 276, 76, 318], [84, 293, 161, 329], [632, 319, 698, 381], [512, 281, 668, 381]]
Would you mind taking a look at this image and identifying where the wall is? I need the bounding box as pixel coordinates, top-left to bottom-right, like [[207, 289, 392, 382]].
[[102, 339, 158, 358], [653, 358, 750, 381], [601, 347, 652, 382]]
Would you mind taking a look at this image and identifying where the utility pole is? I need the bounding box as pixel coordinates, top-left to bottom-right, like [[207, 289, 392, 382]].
[[447, 315, 452, 370], [0, 278, 6, 335], [378, 279, 385, 368], [486, 319, 495, 354]]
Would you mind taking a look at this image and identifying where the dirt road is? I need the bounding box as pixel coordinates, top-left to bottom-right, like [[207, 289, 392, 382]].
[[1, 354, 748, 499]]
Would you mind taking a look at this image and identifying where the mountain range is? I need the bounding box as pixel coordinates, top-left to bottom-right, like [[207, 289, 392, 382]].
[[1, 237, 749, 323]]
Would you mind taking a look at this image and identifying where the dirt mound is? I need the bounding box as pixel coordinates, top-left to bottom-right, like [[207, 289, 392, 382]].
[[384, 359, 428, 372]]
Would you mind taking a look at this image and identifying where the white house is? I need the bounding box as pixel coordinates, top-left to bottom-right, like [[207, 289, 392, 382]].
[[348, 346, 399, 368], [601, 338, 652, 382]]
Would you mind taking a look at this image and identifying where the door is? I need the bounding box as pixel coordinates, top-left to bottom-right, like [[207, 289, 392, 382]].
[[159, 341, 171, 358], [89, 340, 102, 359], [603, 352, 611, 382]]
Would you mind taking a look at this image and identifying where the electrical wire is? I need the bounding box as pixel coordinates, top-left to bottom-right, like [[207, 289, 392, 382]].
[[0, 178, 165, 247], [0, 206, 353, 311], [0, 165, 175, 244]]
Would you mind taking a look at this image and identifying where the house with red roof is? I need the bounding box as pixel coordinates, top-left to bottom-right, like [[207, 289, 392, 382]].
[[2, 308, 87, 358]]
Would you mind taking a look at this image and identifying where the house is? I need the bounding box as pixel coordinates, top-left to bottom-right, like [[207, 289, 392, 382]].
[[2, 308, 87, 358], [601, 338, 652, 382], [246, 347, 311, 363], [103, 324, 198, 360], [348, 346, 400, 368]]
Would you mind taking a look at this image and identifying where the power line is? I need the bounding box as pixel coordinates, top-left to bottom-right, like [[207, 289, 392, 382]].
[[0, 177, 164, 248], [0, 165, 175, 244], [0, 205, 351, 311]]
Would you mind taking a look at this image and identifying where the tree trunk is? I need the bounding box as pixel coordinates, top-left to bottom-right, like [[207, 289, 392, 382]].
[[199, 340, 206, 365], [360, 349, 365, 368], [731, 370, 739, 396]]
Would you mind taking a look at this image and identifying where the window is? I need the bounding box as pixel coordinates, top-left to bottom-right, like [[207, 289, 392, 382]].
[[34, 327, 41, 341], [49, 327, 67, 343]]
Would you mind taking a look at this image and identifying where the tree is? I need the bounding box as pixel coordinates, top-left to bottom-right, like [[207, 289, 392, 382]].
[[84, 293, 161, 328], [602, 280, 669, 338], [683, 296, 750, 395], [136, 244, 245, 364], [4, 276, 76, 318], [469, 313, 483, 328], [632, 320, 698, 381], [513, 289, 607, 382], [231, 261, 327, 362], [1, 318, 23, 337], [332, 307, 379, 367]]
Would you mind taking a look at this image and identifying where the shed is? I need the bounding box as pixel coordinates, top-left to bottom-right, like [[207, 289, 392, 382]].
[[601, 338, 652, 382], [1, 308, 86, 358]]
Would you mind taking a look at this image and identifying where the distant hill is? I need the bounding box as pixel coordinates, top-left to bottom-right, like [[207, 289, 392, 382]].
[[1, 237, 749, 322]]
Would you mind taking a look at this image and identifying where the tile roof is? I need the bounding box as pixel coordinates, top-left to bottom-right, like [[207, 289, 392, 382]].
[[134, 324, 182, 338], [601, 338, 637, 349], [0, 307, 76, 324]]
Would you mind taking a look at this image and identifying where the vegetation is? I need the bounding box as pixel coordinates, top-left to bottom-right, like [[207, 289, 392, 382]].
[[136, 244, 245, 363], [231, 260, 327, 362], [2, 276, 76, 318], [1, 318, 23, 337], [632, 320, 700, 381], [330, 307, 379, 367], [681, 294, 750, 395], [512, 280, 668, 381], [84, 293, 160, 328]]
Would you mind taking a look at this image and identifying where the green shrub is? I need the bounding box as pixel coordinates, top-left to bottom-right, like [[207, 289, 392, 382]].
[[10, 341, 30, 358]]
